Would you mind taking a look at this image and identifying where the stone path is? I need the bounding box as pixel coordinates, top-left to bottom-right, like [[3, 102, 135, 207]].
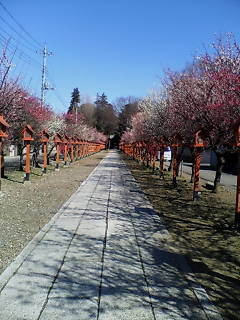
[[0, 151, 222, 319]]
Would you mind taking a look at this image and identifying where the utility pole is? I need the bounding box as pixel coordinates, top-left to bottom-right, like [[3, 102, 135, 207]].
[[41, 44, 53, 106], [75, 101, 80, 124]]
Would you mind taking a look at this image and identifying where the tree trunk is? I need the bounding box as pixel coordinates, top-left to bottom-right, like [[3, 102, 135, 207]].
[[32, 145, 41, 168], [172, 146, 178, 187], [19, 145, 25, 171], [0, 142, 4, 178], [47, 145, 55, 165], [212, 152, 225, 193], [190, 162, 195, 183], [168, 146, 184, 174], [176, 146, 185, 176], [190, 149, 195, 183], [168, 155, 173, 172]]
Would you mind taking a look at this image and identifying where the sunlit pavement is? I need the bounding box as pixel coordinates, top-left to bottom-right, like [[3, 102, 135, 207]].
[[0, 151, 222, 320]]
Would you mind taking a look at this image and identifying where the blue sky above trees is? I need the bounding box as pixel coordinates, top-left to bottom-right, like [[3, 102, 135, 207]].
[[1, 0, 240, 113]]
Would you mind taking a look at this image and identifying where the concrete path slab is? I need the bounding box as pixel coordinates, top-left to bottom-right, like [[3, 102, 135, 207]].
[[0, 151, 222, 319]]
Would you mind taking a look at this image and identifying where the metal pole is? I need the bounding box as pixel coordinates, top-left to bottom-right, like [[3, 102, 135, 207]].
[[41, 44, 53, 107], [41, 45, 47, 106]]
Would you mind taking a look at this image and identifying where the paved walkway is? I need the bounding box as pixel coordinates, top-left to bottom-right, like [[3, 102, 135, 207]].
[[0, 151, 221, 320]]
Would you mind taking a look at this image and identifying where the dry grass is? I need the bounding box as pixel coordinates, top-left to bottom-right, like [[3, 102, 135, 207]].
[[123, 155, 240, 320]]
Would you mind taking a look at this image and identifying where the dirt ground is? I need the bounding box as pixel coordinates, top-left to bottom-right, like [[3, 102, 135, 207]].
[[122, 154, 240, 320], [0, 151, 107, 275]]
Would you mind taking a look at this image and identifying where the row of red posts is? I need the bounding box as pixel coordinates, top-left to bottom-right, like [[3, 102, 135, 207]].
[[0, 115, 105, 186], [120, 128, 240, 231]]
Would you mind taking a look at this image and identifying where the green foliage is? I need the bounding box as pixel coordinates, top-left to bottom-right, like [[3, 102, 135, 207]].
[[68, 88, 80, 114], [95, 93, 118, 135], [118, 102, 139, 135], [79, 103, 96, 127]]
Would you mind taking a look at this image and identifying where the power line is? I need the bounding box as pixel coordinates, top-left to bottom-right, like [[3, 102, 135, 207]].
[[0, 2, 65, 113], [0, 33, 41, 66], [0, 15, 39, 51], [0, 24, 38, 54], [53, 89, 68, 111], [0, 1, 42, 49], [47, 72, 69, 111]]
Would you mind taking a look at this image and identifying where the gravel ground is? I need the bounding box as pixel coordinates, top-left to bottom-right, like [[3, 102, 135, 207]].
[[0, 151, 107, 275]]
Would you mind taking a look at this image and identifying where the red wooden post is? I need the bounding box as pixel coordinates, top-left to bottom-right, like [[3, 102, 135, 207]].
[[43, 143, 47, 173], [63, 135, 69, 165], [140, 142, 143, 162], [160, 149, 164, 172], [82, 140, 85, 157], [79, 140, 82, 157], [152, 141, 157, 171], [69, 137, 74, 162], [193, 149, 201, 200], [235, 124, 240, 230], [79, 139, 82, 157], [193, 130, 205, 201], [159, 138, 165, 179], [172, 134, 182, 187], [41, 130, 49, 174], [75, 138, 79, 160], [0, 138, 2, 186], [146, 143, 150, 167], [135, 142, 139, 161], [0, 115, 10, 190], [85, 141, 88, 157], [25, 142, 31, 179], [172, 146, 177, 187], [74, 138, 78, 159], [79, 140, 83, 158], [54, 133, 62, 170], [86, 141, 89, 156], [22, 125, 34, 181]]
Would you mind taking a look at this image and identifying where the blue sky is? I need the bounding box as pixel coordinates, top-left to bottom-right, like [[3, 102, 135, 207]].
[[1, 0, 240, 113]]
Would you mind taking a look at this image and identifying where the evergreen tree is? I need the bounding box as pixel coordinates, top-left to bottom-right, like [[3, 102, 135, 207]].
[[118, 102, 138, 135], [94, 92, 118, 134], [68, 88, 80, 114], [95, 92, 107, 106]]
